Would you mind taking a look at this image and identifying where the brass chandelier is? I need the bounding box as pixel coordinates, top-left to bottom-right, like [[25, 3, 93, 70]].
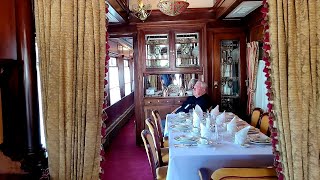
[[131, 0, 152, 21]]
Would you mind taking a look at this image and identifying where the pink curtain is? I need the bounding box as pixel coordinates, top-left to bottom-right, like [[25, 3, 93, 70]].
[[246, 41, 260, 114]]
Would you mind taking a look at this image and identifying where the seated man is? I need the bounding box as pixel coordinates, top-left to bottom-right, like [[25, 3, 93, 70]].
[[175, 81, 213, 113]]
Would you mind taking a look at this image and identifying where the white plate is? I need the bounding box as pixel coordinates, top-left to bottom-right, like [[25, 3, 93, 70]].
[[174, 135, 199, 143], [170, 124, 191, 130], [197, 141, 214, 147]]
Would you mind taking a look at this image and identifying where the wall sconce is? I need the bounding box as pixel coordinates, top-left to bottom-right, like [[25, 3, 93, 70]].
[[131, 0, 152, 21], [157, 0, 189, 16]]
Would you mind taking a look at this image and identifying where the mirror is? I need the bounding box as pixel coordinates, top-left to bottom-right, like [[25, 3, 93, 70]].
[[144, 73, 203, 97]]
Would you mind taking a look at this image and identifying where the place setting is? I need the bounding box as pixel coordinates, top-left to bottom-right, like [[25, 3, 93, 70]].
[[248, 135, 271, 145]]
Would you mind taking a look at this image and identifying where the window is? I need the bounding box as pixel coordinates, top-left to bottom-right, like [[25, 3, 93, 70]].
[[124, 59, 131, 96], [106, 37, 134, 107], [108, 57, 121, 105]]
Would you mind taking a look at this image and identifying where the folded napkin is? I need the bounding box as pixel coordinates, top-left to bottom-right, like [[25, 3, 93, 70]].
[[194, 105, 203, 117], [210, 105, 220, 116], [205, 116, 211, 129], [234, 126, 250, 145], [227, 117, 238, 134], [193, 110, 201, 128], [200, 123, 210, 139], [216, 111, 226, 125]]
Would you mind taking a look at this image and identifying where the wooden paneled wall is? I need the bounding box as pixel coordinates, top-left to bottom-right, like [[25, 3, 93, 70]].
[[246, 7, 264, 42], [0, 0, 46, 177]]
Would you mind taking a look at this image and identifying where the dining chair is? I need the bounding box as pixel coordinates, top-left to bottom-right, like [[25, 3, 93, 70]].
[[141, 129, 168, 180], [145, 118, 169, 166], [250, 107, 263, 128], [198, 167, 277, 180], [259, 113, 270, 135], [151, 110, 169, 148]]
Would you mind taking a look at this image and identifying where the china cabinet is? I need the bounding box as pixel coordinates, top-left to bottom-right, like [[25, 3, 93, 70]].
[[135, 23, 207, 144]]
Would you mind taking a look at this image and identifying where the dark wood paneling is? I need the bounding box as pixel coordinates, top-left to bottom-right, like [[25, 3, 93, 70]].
[[0, 60, 27, 160], [104, 93, 134, 128], [214, 0, 240, 19], [245, 7, 263, 42], [108, 24, 137, 37], [134, 31, 143, 145], [249, 25, 263, 42], [107, 0, 129, 24], [15, 0, 41, 155], [0, 0, 17, 59], [0, 0, 46, 177]]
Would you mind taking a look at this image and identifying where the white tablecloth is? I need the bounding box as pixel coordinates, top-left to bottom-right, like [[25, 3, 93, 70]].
[[165, 114, 274, 180]]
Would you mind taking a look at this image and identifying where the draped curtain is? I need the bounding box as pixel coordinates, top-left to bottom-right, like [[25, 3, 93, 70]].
[[254, 60, 268, 112], [246, 41, 260, 114], [34, 0, 106, 179], [266, 0, 320, 179]]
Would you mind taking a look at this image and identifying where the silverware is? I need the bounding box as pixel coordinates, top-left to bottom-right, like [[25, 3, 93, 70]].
[[174, 144, 198, 148]]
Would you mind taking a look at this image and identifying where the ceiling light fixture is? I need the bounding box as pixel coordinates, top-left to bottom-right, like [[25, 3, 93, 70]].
[[226, 1, 262, 18], [131, 0, 152, 21], [157, 0, 189, 16]]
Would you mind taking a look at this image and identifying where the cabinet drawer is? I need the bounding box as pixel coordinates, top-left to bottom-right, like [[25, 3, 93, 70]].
[[174, 97, 188, 105], [144, 99, 174, 105]]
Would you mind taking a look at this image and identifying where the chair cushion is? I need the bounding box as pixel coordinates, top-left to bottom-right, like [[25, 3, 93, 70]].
[[156, 166, 168, 180], [160, 148, 169, 163]]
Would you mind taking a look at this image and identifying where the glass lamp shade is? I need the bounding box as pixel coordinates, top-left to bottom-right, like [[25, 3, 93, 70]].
[[131, 2, 152, 21], [157, 0, 189, 16]]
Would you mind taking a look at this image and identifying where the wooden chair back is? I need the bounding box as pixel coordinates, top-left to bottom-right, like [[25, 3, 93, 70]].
[[251, 108, 263, 127], [151, 110, 164, 145], [141, 129, 159, 180], [211, 168, 277, 180], [259, 113, 270, 135], [145, 118, 164, 166]]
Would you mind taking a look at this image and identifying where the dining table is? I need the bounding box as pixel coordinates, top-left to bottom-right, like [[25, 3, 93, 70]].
[[165, 113, 274, 180]]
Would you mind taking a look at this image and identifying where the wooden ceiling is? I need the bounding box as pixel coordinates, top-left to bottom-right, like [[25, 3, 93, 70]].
[[107, 0, 262, 25]]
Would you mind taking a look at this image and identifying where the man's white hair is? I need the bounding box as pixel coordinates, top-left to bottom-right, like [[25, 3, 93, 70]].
[[197, 81, 207, 89]]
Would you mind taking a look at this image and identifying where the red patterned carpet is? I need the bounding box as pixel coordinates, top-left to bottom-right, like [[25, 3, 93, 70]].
[[101, 116, 152, 180]]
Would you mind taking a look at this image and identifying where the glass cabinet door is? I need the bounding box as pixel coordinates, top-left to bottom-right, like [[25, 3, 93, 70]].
[[220, 40, 240, 111], [145, 34, 169, 68], [175, 33, 199, 67]]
